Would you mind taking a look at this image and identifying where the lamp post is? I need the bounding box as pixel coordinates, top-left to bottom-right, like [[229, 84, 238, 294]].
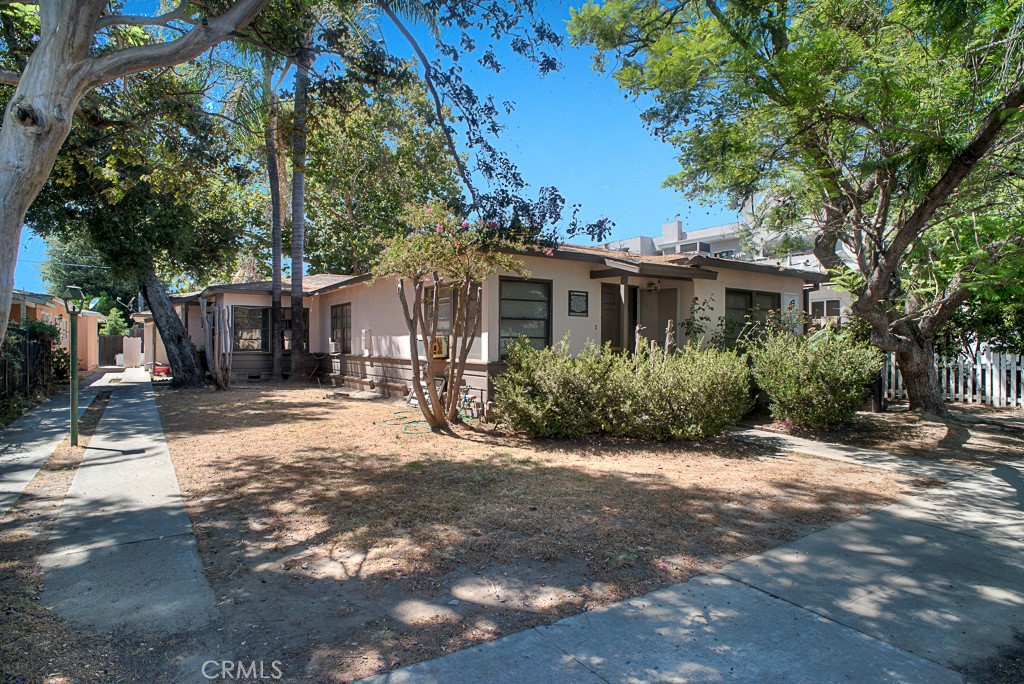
[[62, 286, 85, 446]]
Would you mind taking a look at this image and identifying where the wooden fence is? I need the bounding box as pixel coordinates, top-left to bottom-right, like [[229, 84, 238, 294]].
[[884, 350, 1024, 408]]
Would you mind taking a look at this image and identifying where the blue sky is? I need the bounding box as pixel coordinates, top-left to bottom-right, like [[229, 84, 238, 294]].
[[15, 1, 737, 292]]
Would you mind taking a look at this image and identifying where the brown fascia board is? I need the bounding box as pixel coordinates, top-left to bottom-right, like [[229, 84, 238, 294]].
[[310, 273, 373, 295], [591, 257, 718, 280], [672, 255, 828, 283], [192, 275, 371, 299]]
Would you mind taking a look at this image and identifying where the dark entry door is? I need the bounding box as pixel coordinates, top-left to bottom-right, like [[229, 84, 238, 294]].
[[98, 335, 121, 366], [601, 284, 622, 350]]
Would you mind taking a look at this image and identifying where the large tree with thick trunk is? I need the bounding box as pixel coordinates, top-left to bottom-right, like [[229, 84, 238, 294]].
[[26, 66, 265, 387], [0, 0, 271, 345], [571, 0, 1024, 417]]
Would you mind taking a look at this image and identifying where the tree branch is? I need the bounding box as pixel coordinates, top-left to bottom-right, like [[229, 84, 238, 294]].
[[95, 2, 196, 31], [380, 1, 480, 210], [86, 0, 271, 89], [0, 69, 20, 86], [869, 80, 1024, 299]]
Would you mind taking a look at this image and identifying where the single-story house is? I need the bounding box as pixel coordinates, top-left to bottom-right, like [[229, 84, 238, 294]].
[[146, 246, 825, 402], [8, 290, 106, 371]]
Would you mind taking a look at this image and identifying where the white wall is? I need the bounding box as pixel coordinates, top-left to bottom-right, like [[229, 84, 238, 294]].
[[808, 284, 854, 322], [483, 255, 603, 361], [692, 268, 808, 323], [317, 278, 413, 359]]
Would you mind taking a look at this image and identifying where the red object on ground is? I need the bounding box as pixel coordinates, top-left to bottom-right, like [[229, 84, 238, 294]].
[[154, 364, 171, 376]]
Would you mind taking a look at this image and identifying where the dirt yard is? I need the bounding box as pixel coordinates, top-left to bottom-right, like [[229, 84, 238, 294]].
[[759, 403, 1024, 466], [0, 391, 137, 684], [154, 384, 919, 682]]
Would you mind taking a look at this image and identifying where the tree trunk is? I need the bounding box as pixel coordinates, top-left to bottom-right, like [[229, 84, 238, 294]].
[[896, 339, 948, 419], [137, 267, 204, 388], [265, 81, 285, 381], [0, 3, 100, 343], [289, 50, 310, 381]]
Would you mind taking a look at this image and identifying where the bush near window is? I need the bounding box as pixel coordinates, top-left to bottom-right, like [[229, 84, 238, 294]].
[[749, 325, 882, 429], [493, 337, 752, 440]]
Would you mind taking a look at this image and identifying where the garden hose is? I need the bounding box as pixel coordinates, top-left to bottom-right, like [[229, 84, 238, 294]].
[[383, 411, 432, 434]]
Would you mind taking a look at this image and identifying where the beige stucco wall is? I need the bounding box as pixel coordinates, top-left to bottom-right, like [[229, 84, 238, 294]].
[[808, 284, 854, 321], [144, 320, 169, 366], [317, 278, 416, 360], [483, 254, 603, 361], [691, 268, 808, 325]]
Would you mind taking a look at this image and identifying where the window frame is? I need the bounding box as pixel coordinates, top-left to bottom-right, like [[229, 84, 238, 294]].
[[499, 277, 552, 356], [232, 306, 270, 353], [723, 288, 782, 340], [281, 307, 311, 352], [330, 302, 352, 354]]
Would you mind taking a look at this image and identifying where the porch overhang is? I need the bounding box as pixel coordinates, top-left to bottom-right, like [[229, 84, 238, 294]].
[[589, 259, 718, 282]]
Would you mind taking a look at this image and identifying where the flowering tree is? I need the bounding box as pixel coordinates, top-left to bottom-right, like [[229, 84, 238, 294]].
[[374, 205, 527, 430]]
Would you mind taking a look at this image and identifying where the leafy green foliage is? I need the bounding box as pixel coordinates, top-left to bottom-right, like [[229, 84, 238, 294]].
[[571, 0, 1024, 412], [99, 308, 130, 337], [40, 232, 136, 307], [28, 64, 266, 289], [750, 326, 882, 429], [305, 66, 463, 274], [938, 293, 1024, 358], [494, 337, 752, 440], [493, 338, 615, 439], [373, 204, 527, 285]]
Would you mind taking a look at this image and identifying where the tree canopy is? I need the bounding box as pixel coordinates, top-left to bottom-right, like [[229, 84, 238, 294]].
[[570, 0, 1024, 415], [305, 63, 463, 274]]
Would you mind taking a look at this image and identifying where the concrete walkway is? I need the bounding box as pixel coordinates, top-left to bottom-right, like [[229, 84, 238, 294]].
[[40, 368, 215, 635], [0, 370, 120, 516], [363, 455, 1024, 682], [731, 427, 975, 481]]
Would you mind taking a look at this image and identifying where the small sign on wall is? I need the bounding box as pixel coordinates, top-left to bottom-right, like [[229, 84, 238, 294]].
[[568, 290, 589, 317]]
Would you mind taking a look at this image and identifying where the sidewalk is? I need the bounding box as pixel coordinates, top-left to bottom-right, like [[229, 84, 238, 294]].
[[0, 370, 119, 516], [362, 451, 1024, 682], [40, 368, 215, 636]]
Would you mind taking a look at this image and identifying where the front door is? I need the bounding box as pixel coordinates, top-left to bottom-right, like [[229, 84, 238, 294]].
[[637, 287, 678, 348], [600, 284, 622, 350]]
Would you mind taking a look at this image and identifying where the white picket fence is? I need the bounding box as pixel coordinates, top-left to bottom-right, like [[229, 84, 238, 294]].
[[884, 350, 1024, 408]]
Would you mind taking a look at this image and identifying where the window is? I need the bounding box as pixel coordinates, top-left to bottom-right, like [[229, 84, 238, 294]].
[[499, 278, 551, 355], [233, 307, 270, 352], [724, 289, 781, 340], [282, 307, 310, 351], [331, 303, 352, 354], [714, 250, 735, 259], [426, 287, 452, 336], [811, 299, 842, 321]]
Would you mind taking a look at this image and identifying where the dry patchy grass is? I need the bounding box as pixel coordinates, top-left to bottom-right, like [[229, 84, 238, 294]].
[[158, 384, 917, 682]]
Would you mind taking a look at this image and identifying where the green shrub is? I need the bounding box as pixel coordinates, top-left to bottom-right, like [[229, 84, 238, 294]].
[[493, 336, 752, 441], [750, 325, 882, 429], [492, 338, 613, 439], [603, 343, 753, 440]]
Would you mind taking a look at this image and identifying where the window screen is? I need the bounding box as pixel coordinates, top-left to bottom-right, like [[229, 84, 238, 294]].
[[499, 279, 551, 354]]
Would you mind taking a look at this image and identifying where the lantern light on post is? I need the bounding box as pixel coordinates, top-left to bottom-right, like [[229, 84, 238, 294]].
[[62, 286, 86, 446]]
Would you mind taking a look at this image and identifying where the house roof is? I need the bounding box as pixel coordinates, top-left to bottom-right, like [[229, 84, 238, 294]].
[[170, 274, 362, 301], [668, 254, 828, 282], [550, 244, 826, 283], [12, 289, 57, 306]]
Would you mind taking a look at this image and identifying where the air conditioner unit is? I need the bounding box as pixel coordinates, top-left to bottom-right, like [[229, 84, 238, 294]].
[[431, 336, 449, 359]]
